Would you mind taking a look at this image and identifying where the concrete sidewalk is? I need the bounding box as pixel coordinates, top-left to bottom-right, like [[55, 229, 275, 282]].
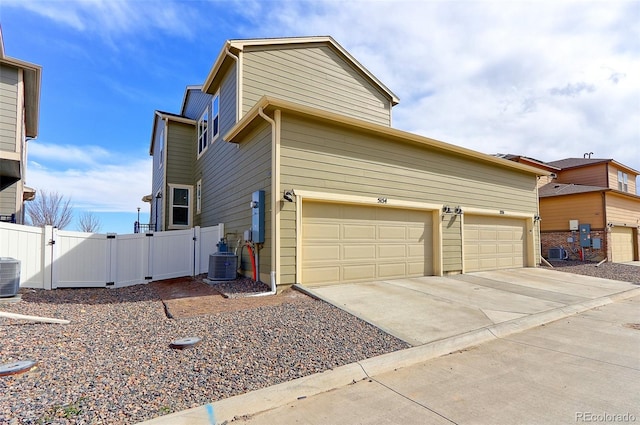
[[138, 269, 640, 425]]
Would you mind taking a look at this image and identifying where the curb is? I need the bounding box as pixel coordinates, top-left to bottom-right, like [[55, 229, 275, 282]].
[[137, 286, 640, 425]]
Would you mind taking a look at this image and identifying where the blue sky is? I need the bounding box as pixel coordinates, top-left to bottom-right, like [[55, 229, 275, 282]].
[[2, 0, 638, 234]]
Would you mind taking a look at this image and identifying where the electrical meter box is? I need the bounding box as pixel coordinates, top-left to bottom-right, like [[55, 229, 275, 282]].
[[251, 190, 265, 243], [579, 224, 591, 248]]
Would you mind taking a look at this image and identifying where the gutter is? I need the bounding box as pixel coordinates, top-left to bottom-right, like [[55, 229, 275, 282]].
[[255, 106, 280, 295]]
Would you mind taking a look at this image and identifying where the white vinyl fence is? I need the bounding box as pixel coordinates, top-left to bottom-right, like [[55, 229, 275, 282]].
[[0, 222, 224, 290]]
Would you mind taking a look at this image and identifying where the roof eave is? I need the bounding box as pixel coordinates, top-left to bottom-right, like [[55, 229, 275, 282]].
[[1, 56, 42, 138], [225, 96, 548, 177]]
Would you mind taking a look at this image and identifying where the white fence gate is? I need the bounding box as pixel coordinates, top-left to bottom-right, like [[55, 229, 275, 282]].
[[0, 222, 224, 290]]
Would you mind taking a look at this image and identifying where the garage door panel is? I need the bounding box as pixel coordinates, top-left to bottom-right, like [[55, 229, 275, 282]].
[[343, 245, 376, 260], [343, 264, 376, 281], [302, 266, 340, 285], [464, 215, 526, 272], [304, 245, 340, 261], [302, 202, 433, 285], [378, 244, 407, 259], [378, 263, 407, 278], [304, 223, 340, 239], [344, 224, 376, 240], [378, 225, 406, 240]]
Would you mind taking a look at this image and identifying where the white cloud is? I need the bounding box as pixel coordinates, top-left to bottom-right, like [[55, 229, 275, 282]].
[[26, 143, 152, 213], [29, 141, 112, 166], [241, 0, 639, 170]]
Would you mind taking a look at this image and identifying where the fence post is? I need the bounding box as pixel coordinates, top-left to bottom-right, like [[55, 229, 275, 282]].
[[50, 227, 60, 289], [193, 226, 200, 277], [107, 233, 117, 287], [42, 226, 54, 290]]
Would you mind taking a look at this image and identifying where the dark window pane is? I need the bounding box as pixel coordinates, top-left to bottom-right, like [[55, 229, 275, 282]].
[[174, 188, 189, 206], [173, 207, 188, 226]]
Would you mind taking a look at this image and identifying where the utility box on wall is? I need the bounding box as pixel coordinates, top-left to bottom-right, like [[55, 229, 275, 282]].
[[569, 220, 579, 231], [579, 224, 591, 248], [251, 190, 265, 243]]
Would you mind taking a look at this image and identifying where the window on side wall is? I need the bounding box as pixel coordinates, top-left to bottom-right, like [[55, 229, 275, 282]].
[[196, 179, 202, 215], [618, 171, 628, 192], [169, 184, 192, 228], [197, 107, 209, 157], [211, 92, 220, 141]]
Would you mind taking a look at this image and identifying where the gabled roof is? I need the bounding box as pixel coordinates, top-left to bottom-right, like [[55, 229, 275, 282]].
[[538, 183, 606, 197], [494, 154, 560, 172], [548, 158, 639, 175], [225, 96, 549, 177], [148, 110, 196, 155], [202, 36, 400, 106], [179, 85, 203, 116]]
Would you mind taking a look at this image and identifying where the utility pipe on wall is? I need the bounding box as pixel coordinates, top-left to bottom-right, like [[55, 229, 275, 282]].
[[257, 107, 280, 295], [224, 48, 242, 122]]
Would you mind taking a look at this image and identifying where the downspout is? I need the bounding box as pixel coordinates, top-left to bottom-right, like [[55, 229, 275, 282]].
[[255, 107, 280, 295], [224, 48, 242, 122]]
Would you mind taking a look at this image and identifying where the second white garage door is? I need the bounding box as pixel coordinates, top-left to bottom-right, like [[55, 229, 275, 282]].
[[302, 202, 433, 285], [464, 215, 526, 272]]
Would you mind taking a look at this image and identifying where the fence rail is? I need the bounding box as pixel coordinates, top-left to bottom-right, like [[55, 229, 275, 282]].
[[0, 222, 224, 290]]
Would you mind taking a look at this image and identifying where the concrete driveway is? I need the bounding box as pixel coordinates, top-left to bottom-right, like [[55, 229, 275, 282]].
[[299, 268, 637, 346]]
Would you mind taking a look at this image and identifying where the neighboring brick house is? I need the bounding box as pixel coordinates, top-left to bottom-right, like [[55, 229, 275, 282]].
[[502, 155, 639, 263]]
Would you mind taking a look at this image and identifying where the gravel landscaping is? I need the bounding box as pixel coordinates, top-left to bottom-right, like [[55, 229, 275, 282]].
[[1, 261, 637, 424], [0, 281, 408, 424]]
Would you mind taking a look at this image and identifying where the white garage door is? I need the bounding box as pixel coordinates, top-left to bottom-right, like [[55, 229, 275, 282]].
[[302, 202, 433, 285], [611, 227, 634, 263], [464, 215, 526, 272]]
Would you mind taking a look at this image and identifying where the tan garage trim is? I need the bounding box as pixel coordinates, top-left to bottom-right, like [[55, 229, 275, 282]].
[[464, 215, 527, 272], [301, 201, 434, 285], [611, 227, 634, 263]]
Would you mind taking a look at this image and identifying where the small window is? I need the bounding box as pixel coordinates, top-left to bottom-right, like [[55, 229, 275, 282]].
[[169, 184, 192, 228], [197, 107, 209, 157], [196, 179, 202, 215], [618, 171, 628, 192], [212, 93, 220, 141]]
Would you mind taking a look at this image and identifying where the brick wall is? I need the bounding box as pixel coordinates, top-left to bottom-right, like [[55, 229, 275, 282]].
[[541, 230, 607, 262]]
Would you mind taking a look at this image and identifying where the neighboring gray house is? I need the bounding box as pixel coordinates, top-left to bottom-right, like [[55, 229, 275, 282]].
[[0, 28, 40, 224], [148, 36, 546, 289]]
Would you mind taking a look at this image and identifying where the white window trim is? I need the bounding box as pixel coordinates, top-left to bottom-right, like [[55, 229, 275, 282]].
[[211, 91, 220, 142], [197, 106, 209, 158], [168, 183, 193, 229], [196, 179, 202, 215]]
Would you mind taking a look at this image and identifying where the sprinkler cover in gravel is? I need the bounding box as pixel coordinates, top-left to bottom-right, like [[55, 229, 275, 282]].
[[170, 336, 202, 349], [0, 360, 37, 376]]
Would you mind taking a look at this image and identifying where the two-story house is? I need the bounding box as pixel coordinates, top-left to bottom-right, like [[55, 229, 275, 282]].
[[0, 28, 40, 224], [147, 36, 547, 289], [502, 155, 639, 263]]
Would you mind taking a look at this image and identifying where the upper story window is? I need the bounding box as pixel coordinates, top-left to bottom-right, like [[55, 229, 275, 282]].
[[618, 171, 628, 192], [197, 107, 209, 157], [211, 92, 220, 141]]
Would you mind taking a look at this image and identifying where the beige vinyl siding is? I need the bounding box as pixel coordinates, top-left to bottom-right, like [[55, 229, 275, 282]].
[[242, 46, 391, 126], [0, 65, 18, 152], [557, 164, 607, 187], [0, 183, 17, 216], [151, 118, 166, 229], [605, 193, 640, 225], [442, 216, 462, 273], [279, 114, 538, 281], [196, 121, 273, 278], [165, 122, 195, 185], [539, 192, 604, 231]]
